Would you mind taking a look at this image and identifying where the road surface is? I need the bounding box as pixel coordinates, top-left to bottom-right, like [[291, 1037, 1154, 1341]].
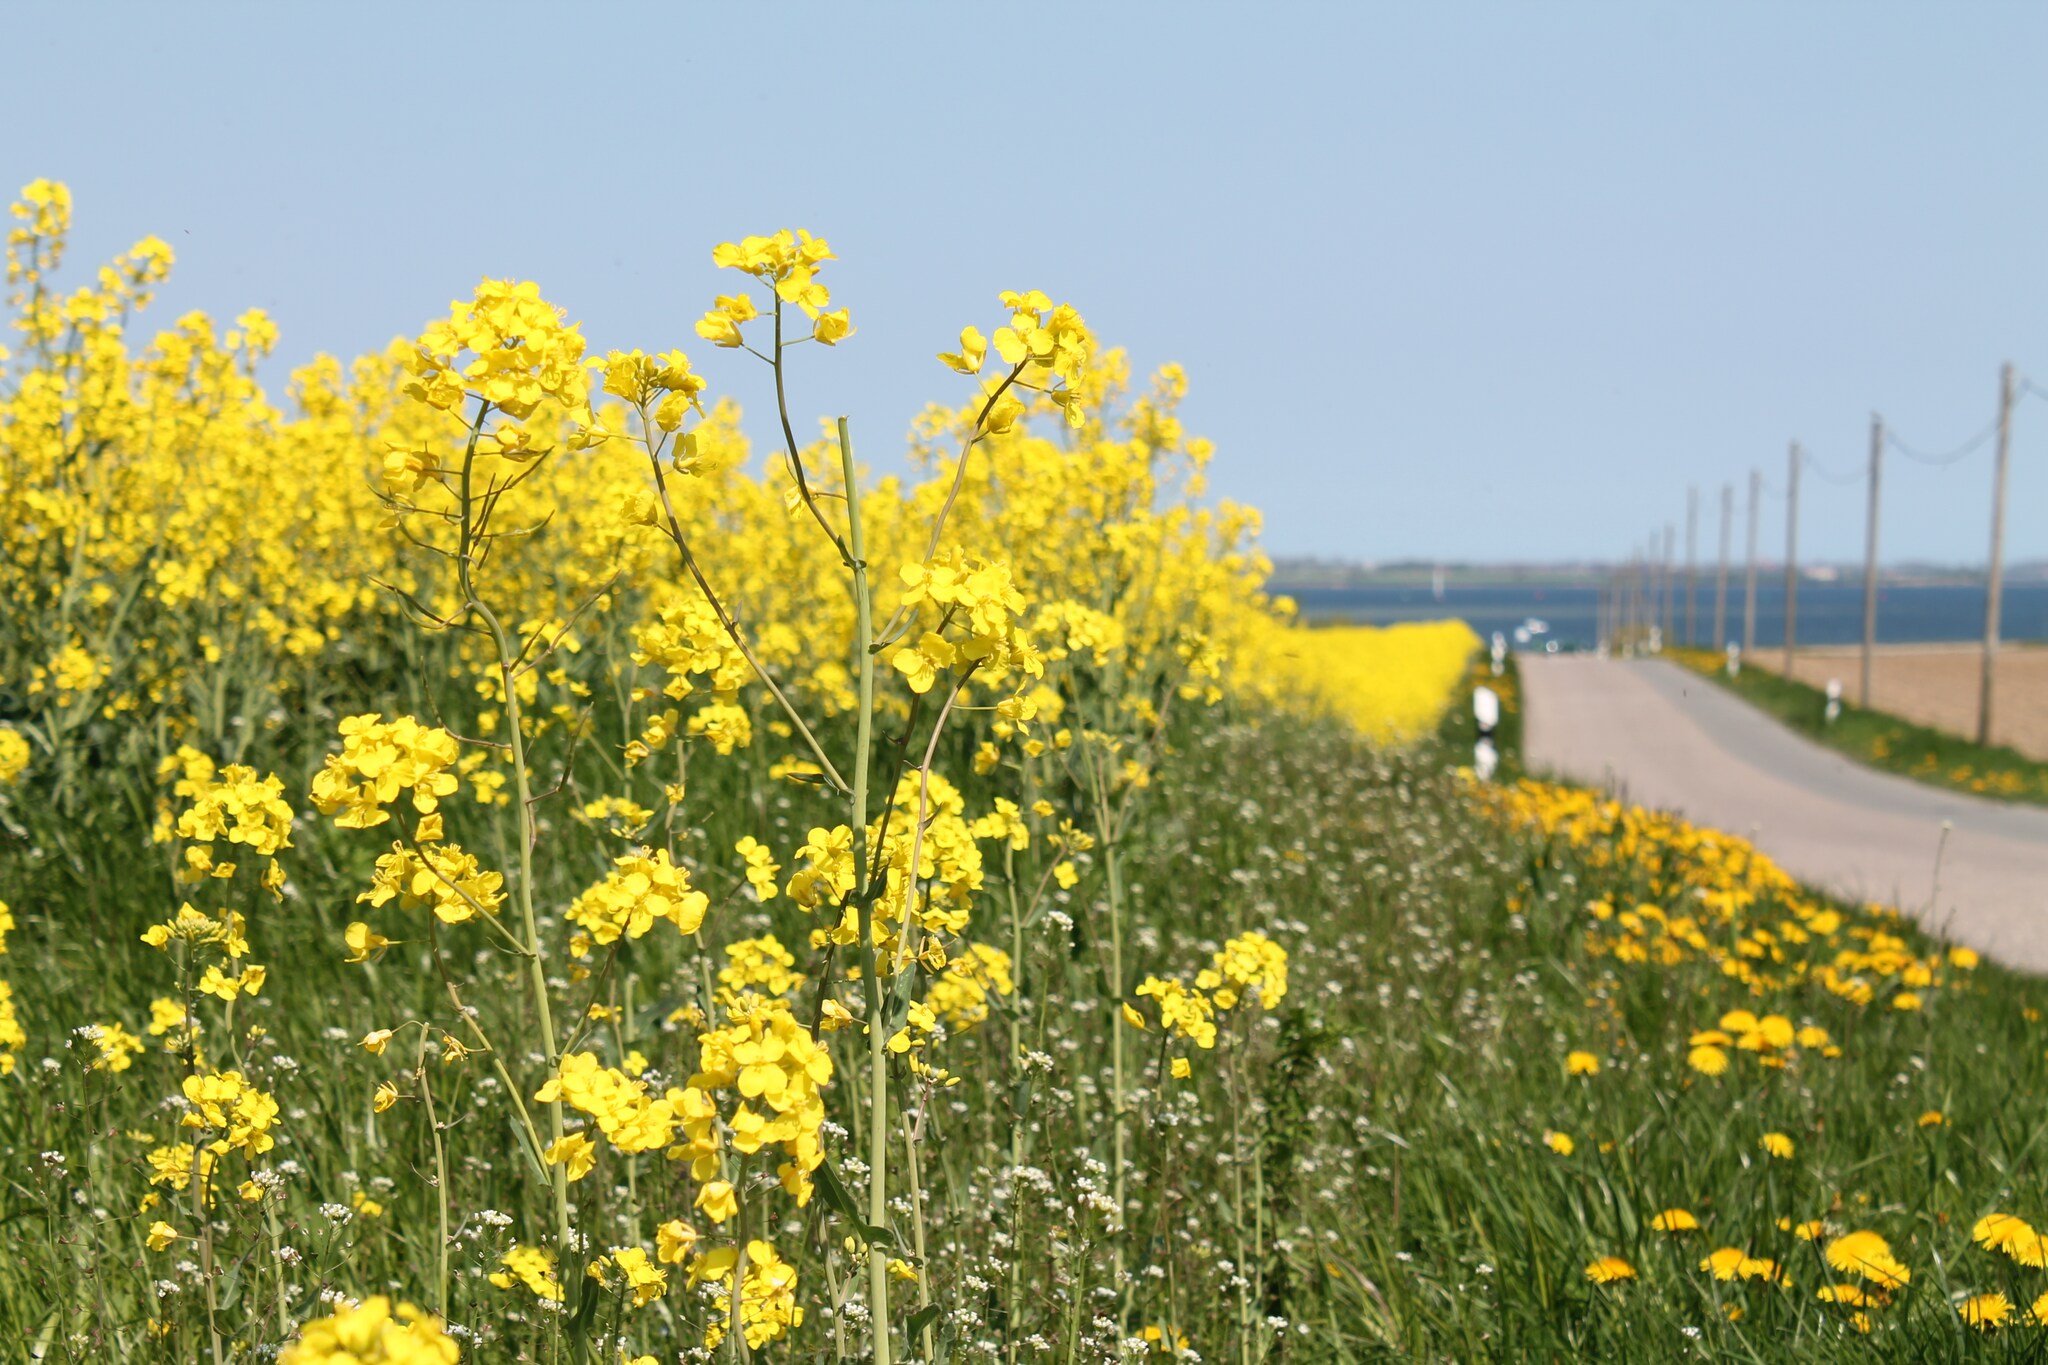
[[1518, 654, 2048, 971]]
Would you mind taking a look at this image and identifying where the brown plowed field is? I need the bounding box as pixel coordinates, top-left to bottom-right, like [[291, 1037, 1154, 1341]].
[[1746, 643, 2048, 761]]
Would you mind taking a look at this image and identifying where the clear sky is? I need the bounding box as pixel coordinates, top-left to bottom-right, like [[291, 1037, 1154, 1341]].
[[5, 4, 2043, 566]]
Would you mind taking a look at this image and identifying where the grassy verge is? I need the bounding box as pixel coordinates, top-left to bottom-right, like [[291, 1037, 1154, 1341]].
[[1668, 648, 2048, 805], [1159, 705, 2048, 1359], [1237, 712, 2048, 1359], [7, 676, 2048, 1358]]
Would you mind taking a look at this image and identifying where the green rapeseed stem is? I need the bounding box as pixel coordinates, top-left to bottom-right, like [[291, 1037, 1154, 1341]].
[[838, 416, 893, 1365]]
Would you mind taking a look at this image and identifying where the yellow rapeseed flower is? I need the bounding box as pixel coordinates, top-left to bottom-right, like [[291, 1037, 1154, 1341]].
[[279, 1296, 458, 1364]]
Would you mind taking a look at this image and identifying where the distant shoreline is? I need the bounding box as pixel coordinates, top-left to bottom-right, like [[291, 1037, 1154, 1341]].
[[1269, 567, 2048, 593], [1273, 579, 2048, 650]]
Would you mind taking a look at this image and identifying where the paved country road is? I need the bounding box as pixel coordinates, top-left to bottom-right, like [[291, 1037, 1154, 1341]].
[[1518, 655, 2048, 972]]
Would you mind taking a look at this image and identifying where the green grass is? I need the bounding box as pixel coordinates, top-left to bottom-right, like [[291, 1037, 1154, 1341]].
[[9, 662, 2048, 1360], [1669, 648, 2048, 806]]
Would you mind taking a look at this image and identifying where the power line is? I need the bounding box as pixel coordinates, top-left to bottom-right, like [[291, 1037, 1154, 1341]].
[[1885, 412, 2001, 466], [1801, 448, 1865, 487]]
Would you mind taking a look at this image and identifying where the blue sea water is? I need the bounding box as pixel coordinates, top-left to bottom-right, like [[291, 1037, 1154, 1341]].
[[1283, 581, 2048, 652]]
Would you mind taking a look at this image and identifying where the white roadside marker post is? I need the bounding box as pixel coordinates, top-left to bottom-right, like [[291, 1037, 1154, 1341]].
[[1473, 685, 1501, 782]]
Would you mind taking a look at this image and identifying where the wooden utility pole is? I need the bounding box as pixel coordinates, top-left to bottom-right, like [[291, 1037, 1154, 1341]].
[[1860, 414, 1883, 707], [1638, 545, 1651, 649], [1713, 483, 1732, 648], [1654, 526, 1667, 648], [1662, 523, 1676, 643], [1685, 486, 1699, 647], [1600, 568, 1613, 651], [1608, 568, 1618, 650], [1743, 468, 1761, 654], [1980, 362, 2015, 745], [1784, 443, 1802, 674], [1638, 545, 1650, 650], [1626, 547, 1642, 650], [1619, 550, 1632, 650]]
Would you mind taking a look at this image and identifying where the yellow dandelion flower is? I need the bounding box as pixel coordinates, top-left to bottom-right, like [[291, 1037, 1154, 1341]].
[[1700, 1247, 1748, 1281], [1584, 1256, 1635, 1285], [1760, 1132, 1794, 1159], [1738, 1256, 1787, 1285], [1650, 1209, 1699, 1233], [1825, 1230, 1910, 1289], [1973, 1213, 2033, 1254], [1566, 1051, 1600, 1077], [1687, 1044, 1729, 1076], [1960, 1292, 2012, 1331]]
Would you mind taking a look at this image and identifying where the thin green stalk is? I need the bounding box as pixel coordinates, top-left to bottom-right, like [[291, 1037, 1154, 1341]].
[[476, 604, 572, 1277], [451, 396, 573, 1318], [837, 416, 893, 1365], [193, 1138, 223, 1365], [1082, 737, 1130, 1301], [727, 1183, 751, 1365], [620, 972, 643, 1245], [903, 1109, 937, 1361], [418, 1031, 451, 1320], [1227, 1048, 1251, 1365], [1004, 842, 1027, 1364], [175, 941, 225, 1365], [264, 1201, 290, 1339]]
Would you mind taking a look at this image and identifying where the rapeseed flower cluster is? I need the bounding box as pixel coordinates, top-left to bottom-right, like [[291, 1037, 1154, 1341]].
[[566, 848, 709, 948], [310, 716, 463, 830], [684, 995, 833, 1209], [278, 1297, 459, 1365]]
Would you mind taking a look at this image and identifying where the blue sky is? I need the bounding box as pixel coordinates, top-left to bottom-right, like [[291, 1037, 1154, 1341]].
[[4, 4, 2043, 565]]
